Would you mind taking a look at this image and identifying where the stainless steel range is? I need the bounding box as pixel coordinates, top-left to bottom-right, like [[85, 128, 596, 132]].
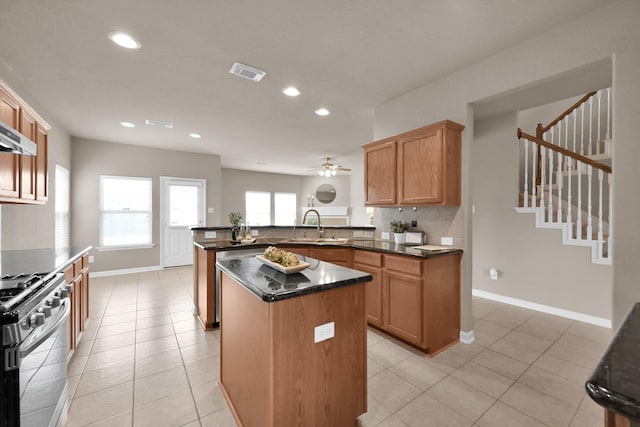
[[0, 271, 71, 427]]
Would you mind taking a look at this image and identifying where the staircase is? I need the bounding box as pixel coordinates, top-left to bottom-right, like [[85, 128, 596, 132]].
[[515, 88, 612, 265]]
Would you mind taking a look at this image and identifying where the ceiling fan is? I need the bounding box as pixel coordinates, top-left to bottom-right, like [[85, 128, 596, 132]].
[[317, 157, 351, 177]]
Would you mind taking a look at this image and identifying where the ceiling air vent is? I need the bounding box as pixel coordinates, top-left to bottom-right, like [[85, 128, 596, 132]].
[[145, 119, 174, 129], [229, 62, 266, 82]]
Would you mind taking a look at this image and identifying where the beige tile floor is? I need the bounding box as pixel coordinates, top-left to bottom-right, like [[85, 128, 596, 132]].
[[65, 267, 612, 427]]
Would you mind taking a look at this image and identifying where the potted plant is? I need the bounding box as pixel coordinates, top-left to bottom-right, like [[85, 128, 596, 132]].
[[390, 220, 409, 244], [229, 212, 243, 241]]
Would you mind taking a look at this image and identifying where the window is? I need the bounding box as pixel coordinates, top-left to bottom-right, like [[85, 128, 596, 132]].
[[245, 191, 270, 226], [100, 176, 152, 248], [55, 165, 70, 249], [274, 192, 297, 225]]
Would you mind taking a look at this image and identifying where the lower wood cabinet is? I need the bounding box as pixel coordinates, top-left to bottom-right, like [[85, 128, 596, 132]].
[[65, 253, 90, 353], [355, 249, 461, 356], [309, 247, 352, 267]]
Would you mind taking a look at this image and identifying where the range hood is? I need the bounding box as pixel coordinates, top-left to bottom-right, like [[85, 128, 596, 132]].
[[0, 119, 36, 156]]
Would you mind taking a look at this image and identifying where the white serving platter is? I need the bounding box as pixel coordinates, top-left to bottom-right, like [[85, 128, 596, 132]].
[[255, 255, 310, 274]]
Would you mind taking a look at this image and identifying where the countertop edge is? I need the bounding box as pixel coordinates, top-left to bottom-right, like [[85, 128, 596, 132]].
[[52, 246, 93, 276]]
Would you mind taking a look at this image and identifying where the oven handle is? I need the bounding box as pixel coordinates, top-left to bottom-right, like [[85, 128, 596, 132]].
[[20, 298, 71, 359]]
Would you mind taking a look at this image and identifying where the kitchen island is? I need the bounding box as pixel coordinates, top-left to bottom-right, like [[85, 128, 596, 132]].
[[216, 255, 372, 427]]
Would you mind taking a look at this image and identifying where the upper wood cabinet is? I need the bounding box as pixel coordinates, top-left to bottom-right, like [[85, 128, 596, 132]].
[[0, 87, 20, 199], [0, 80, 50, 204], [363, 120, 464, 206]]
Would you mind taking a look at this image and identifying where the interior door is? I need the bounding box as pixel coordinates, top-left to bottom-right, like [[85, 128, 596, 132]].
[[161, 177, 205, 267]]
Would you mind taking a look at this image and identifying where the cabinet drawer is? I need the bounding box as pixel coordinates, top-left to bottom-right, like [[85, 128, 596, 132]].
[[73, 258, 83, 277], [64, 265, 74, 283], [384, 255, 422, 276], [353, 250, 382, 267], [82, 254, 89, 269], [310, 248, 349, 262]]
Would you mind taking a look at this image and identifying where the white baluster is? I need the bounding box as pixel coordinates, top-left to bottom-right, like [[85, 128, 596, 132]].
[[564, 116, 569, 172], [557, 152, 563, 222], [540, 146, 546, 213], [548, 145, 554, 223], [607, 87, 612, 140], [607, 172, 613, 259], [587, 165, 593, 241], [572, 110, 577, 154], [580, 103, 585, 156], [576, 162, 582, 240], [550, 126, 555, 147], [597, 90, 602, 154], [567, 154, 573, 238], [531, 143, 537, 207], [588, 96, 593, 155], [598, 169, 604, 258], [523, 139, 529, 208]]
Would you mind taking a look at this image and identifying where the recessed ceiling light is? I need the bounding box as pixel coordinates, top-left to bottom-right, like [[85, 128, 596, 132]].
[[108, 32, 141, 49], [189, 133, 201, 139], [120, 121, 135, 128], [315, 108, 330, 116], [282, 86, 301, 97]]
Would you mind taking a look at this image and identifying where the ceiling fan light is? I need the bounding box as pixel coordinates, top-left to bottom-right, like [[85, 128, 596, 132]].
[[318, 170, 324, 176], [324, 170, 331, 177], [331, 169, 336, 176]]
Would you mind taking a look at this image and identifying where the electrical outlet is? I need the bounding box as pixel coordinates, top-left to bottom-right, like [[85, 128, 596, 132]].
[[490, 268, 499, 280], [207, 207, 214, 214], [441, 237, 454, 246], [88, 255, 95, 264], [314, 322, 335, 343], [411, 220, 417, 227], [251, 229, 259, 236], [353, 230, 364, 238], [204, 231, 216, 239]]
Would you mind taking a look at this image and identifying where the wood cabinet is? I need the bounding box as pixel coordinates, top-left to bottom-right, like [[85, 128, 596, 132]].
[[65, 253, 90, 353], [363, 120, 464, 206], [194, 245, 217, 329], [355, 248, 461, 356], [0, 87, 20, 199], [0, 80, 50, 204], [353, 250, 383, 327], [309, 247, 352, 267]]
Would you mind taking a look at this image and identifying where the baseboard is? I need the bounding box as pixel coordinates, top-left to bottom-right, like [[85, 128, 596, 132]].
[[472, 289, 612, 328], [459, 329, 476, 344], [90, 265, 163, 278]]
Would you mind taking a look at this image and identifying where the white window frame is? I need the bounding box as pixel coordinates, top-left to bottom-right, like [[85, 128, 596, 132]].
[[274, 192, 297, 226], [55, 165, 70, 249], [245, 191, 271, 226], [98, 175, 154, 251]]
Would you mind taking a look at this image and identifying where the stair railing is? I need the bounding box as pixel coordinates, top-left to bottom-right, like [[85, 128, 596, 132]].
[[517, 129, 612, 262]]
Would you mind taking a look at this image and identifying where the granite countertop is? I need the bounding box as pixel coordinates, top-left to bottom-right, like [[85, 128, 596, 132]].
[[586, 302, 640, 421], [216, 256, 372, 302], [0, 246, 93, 277], [195, 239, 462, 259]]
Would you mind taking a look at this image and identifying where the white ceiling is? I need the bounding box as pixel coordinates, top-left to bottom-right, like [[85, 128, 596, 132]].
[[0, 0, 614, 175]]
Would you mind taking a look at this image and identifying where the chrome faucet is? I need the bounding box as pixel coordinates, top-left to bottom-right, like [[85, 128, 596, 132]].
[[302, 209, 323, 238]]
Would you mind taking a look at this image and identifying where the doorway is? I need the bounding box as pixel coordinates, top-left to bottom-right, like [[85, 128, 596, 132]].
[[160, 177, 206, 267]]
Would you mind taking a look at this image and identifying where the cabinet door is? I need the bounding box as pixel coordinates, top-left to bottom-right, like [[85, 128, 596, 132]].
[[73, 275, 83, 346], [309, 248, 351, 267], [35, 124, 48, 201], [0, 87, 20, 199], [364, 139, 396, 205], [397, 128, 443, 205], [383, 270, 423, 346], [18, 109, 37, 200], [354, 263, 383, 327]]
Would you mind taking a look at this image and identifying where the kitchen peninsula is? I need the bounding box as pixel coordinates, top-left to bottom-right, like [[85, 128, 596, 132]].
[[216, 255, 372, 427]]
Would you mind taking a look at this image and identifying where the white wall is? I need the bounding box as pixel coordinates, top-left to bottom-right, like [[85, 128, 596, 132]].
[[374, 0, 640, 329]]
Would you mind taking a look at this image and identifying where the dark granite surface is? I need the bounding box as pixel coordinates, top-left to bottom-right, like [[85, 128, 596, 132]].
[[586, 302, 640, 421], [216, 256, 372, 302], [189, 225, 375, 231], [0, 246, 93, 277], [195, 239, 462, 259]]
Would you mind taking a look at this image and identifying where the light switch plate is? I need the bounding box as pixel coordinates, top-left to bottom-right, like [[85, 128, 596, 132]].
[[88, 256, 95, 263], [251, 229, 259, 236], [314, 322, 335, 343], [207, 207, 214, 213], [381, 232, 390, 240], [204, 231, 216, 239]]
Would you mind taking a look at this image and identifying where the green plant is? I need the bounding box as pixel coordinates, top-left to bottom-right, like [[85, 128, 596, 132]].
[[228, 212, 243, 228], [390, 220, 409, 233]]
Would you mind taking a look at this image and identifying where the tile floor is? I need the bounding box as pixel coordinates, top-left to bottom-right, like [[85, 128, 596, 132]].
[[65, 267, 612, 427]]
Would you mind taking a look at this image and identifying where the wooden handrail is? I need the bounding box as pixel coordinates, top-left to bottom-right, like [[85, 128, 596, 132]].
[[541, 91, 597, 133], [517, 129, 612, 174]]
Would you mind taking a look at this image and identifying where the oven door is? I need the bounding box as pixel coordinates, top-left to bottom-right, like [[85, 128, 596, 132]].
[[19, 297, 70, 427]]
